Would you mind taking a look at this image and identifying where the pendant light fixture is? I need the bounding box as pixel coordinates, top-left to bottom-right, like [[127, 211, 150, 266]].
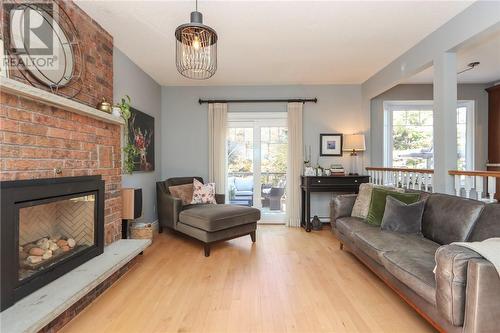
[[175, 0, 218, 80]]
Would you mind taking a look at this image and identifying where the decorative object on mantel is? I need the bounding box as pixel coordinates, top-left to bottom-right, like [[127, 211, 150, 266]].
[[320, 133, 343, 156], [343, 134, 366, 175], [96, 98, 112, 114], [4, 2, 84, 97], [175, 0, 218, 80], [115, 95, 140, 174]]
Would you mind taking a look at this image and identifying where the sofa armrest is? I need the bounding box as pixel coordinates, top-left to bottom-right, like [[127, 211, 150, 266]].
[[435, 244, 482, 326], [463, 259, 500, 333], [330, 194, 357, 229], [156, 182, 183, 230]]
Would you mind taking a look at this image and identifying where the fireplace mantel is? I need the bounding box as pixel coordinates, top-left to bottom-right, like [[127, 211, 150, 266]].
[[0, 77, 124, 126]]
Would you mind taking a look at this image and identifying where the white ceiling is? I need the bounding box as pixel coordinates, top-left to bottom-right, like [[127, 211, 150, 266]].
[[404, 30, 500, 84], [75, 0, 474, 86]]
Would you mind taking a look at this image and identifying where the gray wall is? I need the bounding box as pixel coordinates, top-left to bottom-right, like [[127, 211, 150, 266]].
[[161, 85, 367, 219], [114, 48, 162, 224], [370, 84, 489, 169]]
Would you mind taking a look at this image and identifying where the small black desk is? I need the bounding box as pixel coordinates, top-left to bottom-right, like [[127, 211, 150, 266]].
[[301, 175, 370, 232]]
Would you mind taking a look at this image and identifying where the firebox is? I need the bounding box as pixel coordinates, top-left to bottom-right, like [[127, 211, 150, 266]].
[[1, 176, 104, 311]]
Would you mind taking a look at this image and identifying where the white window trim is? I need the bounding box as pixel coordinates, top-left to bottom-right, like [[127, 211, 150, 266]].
[[383, 100, 475, 170], [457, 100, 475, 170]]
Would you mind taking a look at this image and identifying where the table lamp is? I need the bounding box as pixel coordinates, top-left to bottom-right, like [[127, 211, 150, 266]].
[[343, 134, 366, 175]]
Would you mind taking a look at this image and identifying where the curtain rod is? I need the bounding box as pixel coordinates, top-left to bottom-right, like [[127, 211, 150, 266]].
[[198, 98, 318, 104]]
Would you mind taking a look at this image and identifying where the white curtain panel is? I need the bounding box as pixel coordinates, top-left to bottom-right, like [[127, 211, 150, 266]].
[[286, 102, 304, 227], [208, 103, 228, 195]]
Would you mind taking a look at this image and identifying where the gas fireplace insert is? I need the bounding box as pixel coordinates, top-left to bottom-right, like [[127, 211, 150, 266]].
[[1, 176, 104, 310]]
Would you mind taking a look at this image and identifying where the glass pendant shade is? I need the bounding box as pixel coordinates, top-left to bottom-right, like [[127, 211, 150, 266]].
[[175, 11, 217, 80]]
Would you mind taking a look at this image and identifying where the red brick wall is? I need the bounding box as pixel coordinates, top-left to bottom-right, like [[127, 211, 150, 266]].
[[0, 1, 122, 244]]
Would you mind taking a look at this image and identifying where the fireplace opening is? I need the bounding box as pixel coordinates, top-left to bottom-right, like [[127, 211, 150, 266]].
[[18, 194, 96, 282], [1, 176, 104, 311]]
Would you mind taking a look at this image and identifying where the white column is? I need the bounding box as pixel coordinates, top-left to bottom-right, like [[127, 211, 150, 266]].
[[433, 52, 457, 194]]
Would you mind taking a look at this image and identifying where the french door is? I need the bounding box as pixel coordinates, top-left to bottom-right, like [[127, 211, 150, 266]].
[[226, 112, 287, 223]]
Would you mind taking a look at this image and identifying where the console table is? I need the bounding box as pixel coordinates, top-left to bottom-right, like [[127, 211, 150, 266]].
[[301, 175, 370, 232]]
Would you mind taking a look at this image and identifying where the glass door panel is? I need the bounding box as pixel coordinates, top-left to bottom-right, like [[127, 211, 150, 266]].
[[227, 113, 287, 223], [260, 127, 287, 218], [227, 127, 254, 207]]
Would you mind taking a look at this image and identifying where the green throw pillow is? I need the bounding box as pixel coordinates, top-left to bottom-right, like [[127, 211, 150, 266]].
[[366, 188, 420, 226]]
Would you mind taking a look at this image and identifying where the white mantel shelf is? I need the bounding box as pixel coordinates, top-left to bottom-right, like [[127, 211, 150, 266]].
[[0, 77, 124, 126]]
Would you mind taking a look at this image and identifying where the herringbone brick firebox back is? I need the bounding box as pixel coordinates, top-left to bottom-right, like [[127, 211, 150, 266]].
[[0, 1, 122, 244]]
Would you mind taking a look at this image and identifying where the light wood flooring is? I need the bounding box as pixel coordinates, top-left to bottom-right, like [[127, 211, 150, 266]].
[[61, 226, 435, 333]]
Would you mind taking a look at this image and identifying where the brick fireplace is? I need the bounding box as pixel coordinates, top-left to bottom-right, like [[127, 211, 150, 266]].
[[0, 0, 122, 245]]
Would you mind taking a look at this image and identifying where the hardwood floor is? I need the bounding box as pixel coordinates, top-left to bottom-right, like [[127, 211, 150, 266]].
[[61, 226, 435, 333]]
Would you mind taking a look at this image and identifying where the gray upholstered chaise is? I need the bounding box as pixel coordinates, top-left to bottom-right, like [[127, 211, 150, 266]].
[[331, 193, 500, 333], [157, 177, 260, 256]]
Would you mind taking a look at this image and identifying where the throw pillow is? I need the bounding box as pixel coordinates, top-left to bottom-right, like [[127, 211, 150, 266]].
[[168, 183, 194, 205], [351, 183, 404, 219], [366, 188, 420, 226], [381, 196, 425, 234], [191, 179, 217, 204]]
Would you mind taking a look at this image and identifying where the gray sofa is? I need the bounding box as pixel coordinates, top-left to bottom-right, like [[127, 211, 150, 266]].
[[331, 192, 500, 333], [157, 177, 260, 256]]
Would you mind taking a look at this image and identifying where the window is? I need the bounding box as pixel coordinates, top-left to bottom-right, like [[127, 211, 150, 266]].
[[383, 101, 474, 170]]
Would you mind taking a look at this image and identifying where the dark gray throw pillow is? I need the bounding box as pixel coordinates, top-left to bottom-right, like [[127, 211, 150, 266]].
[[380, 196, 425, 234]]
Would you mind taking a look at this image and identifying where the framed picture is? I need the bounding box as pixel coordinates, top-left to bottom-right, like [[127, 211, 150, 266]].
[[128, 107, 155, 172], [320, 133, 343, 156]]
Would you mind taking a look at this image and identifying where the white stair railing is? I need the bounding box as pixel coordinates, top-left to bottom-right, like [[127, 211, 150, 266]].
[[366, 167, 434, 192], [449, 170, 499, 203]]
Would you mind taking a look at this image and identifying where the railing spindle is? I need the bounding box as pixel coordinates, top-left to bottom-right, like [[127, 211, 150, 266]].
[[475, 175, 483, 201], [488, 176, 497, 202]]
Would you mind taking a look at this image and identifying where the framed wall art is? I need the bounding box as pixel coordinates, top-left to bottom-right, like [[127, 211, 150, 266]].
[[320, 133, 343, 156], [128, 108, 155, 172]]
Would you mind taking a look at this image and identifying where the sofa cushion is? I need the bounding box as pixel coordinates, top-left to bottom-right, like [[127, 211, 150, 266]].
[[179, 204, 261, 232], [380, 196, 425, 234], [335, 216, 374, 238], [468, 203, 500, 242], [169, 183, 194, 205], [351, 184, 404, 219], [191, 179, 217, 204], [435, 244, 483, 326], [422, 193, 485, 245], [352, 227, 440, 265], [382, 246, 438, 305], [366, 188, 420, 226]]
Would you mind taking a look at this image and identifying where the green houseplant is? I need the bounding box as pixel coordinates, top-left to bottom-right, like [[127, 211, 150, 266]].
[[115, 95, 139, 174]]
